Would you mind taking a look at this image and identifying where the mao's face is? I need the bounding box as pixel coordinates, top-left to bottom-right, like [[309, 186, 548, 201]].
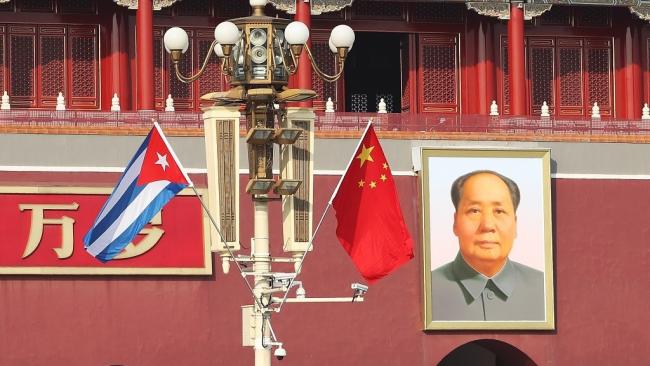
[[453, 173, 517, 274]]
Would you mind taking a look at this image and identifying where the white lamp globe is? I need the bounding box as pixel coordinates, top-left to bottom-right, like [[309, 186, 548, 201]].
[[329, 36, 352, 54], [250, 0, 268, 6], [214, 43, 224, 58], [330, 24, 355, 49], [285, 21, 309, 45], [163, 27, 189, 53], [214, 21, 240, 45]]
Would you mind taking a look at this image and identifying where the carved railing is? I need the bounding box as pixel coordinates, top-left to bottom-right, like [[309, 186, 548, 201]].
[[0, 110, 649, 136]]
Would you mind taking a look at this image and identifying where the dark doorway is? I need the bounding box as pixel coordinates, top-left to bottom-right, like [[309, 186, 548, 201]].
[[344, 32, 403, 113], [438, 340, 538, 366]]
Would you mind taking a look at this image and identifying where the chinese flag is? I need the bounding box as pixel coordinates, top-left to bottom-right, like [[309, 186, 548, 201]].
[[331, 124, 414, 284]]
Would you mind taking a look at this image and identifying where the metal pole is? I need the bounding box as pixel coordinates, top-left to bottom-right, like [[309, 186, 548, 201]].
[[253, 199, 271, 366]]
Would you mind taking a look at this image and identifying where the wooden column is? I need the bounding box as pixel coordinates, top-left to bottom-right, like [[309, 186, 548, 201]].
[[136, 0, 154, 110], [110, 6, 131, 111], [624, 24, 642, 119], [295, 0, 313, 108], [477, 19, 488, 115], [507, 2, 526, 116]]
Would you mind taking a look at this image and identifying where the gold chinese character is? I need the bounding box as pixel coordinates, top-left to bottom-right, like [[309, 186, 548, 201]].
[[19, 203, 79, 259], [114, 212, 164, 260]]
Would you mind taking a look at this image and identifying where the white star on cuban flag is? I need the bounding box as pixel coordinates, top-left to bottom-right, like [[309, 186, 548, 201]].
[[155, 152, 170, 171]]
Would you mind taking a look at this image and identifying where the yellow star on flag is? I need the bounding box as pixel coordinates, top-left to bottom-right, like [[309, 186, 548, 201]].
[[382, 162, 389, 170], [358, 180, 365, 188], [380, 174, 387, 182], [356, 144, 375, 167], [370, 181, 377, 189]]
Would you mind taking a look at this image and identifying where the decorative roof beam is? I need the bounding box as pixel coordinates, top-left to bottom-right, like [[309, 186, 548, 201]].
[[269, 0, 354, 15], [466, 2, 510, 20], [466, 2, 552, 20], [114, 0, 180, 10], [630, 5, 650, 21]]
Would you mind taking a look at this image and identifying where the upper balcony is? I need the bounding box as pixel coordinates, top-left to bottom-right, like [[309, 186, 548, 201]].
[[0, 110, 648, 143]]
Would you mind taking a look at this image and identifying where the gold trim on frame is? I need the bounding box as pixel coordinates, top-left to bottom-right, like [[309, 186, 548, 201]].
[[0, 186, 212, 275], [420, 148, 555, 330]]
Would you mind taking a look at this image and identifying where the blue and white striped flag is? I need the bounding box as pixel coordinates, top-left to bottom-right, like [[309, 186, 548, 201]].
[[84, 122, 193, 262]]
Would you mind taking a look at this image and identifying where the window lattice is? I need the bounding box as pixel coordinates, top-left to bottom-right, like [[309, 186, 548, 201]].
[[169, 41, 192, 99], [422, 44, 456, 104], [401, 47, 410, 112], [11, 35, 34, 97], [71, 36, 96, 97], [351, 93, 367, 112], [310, 41, 336, 102], [154, 38, 163, 99], [198, 39, 222, 97], [587, 48, 610, 106], [0, 37, 4, 91], [352, 1, 403, 19], [376, 93, 394, 113], [502, 43, 509, 107], [530, 47, 554, 106], [41, 36, 64, 97], [411, 3, 464, 23], [559, 48, 582, 106]]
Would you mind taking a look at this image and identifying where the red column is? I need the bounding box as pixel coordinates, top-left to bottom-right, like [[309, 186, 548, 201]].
[[477, 20, 488, 115], [507, 3, 526, 116], [109, 6, 131, 111], [624, 24, 641, 119], [295, 0, 313, 108], [119, 7, 132, 111], [136, 0, 154, 110]]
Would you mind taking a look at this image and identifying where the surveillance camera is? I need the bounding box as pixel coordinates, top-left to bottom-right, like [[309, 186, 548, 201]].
[[274, 346, 287, 360], [351, 282, 368, 302], [351, 282, 368, 293], [271, 272, 296, 288]]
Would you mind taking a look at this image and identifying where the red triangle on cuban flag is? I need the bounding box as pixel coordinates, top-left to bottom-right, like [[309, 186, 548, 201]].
[[137, 124, 191, 186]]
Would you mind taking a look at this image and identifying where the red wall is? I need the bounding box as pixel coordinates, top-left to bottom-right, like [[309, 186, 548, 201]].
[[0, 174, 648, 365]]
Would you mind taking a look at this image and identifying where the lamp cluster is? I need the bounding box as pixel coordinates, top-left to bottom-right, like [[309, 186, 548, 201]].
[[163, 0, 355, 199], [162, 0, 355, 86]]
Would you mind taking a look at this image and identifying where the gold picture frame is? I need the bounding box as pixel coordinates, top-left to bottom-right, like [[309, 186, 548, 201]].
[[420, 148, 554, 330]]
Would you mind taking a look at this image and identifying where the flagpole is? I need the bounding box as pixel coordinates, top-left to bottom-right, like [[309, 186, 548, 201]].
[[276, 120, 375, 311], [328, 119, 374, 205], [275, 201, 333, 312], [189, 185, 264, 310]]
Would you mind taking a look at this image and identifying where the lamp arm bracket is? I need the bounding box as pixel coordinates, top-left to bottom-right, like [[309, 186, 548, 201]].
[[305, 44, 345, 82], [174, 39, 219, 83]]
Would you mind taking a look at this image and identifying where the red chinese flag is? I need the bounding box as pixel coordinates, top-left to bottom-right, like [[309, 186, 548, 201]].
[[331, 124, 414, 284]]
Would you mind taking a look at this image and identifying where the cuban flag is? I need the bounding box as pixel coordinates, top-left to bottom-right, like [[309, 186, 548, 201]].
[[84, 122, 193, 262]]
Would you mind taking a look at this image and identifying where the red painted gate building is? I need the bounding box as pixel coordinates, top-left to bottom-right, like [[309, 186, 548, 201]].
[[0, 1, 648, 365]]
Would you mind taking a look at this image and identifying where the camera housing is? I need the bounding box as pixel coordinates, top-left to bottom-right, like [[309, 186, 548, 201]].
[[274, 345, 287, 360], [351, 282, 368, 294], [351, 282, 368, 302], [271, 272, 296, 288]]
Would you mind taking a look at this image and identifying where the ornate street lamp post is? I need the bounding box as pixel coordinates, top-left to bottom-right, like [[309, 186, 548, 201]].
[[163, 1, 354, 365]]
